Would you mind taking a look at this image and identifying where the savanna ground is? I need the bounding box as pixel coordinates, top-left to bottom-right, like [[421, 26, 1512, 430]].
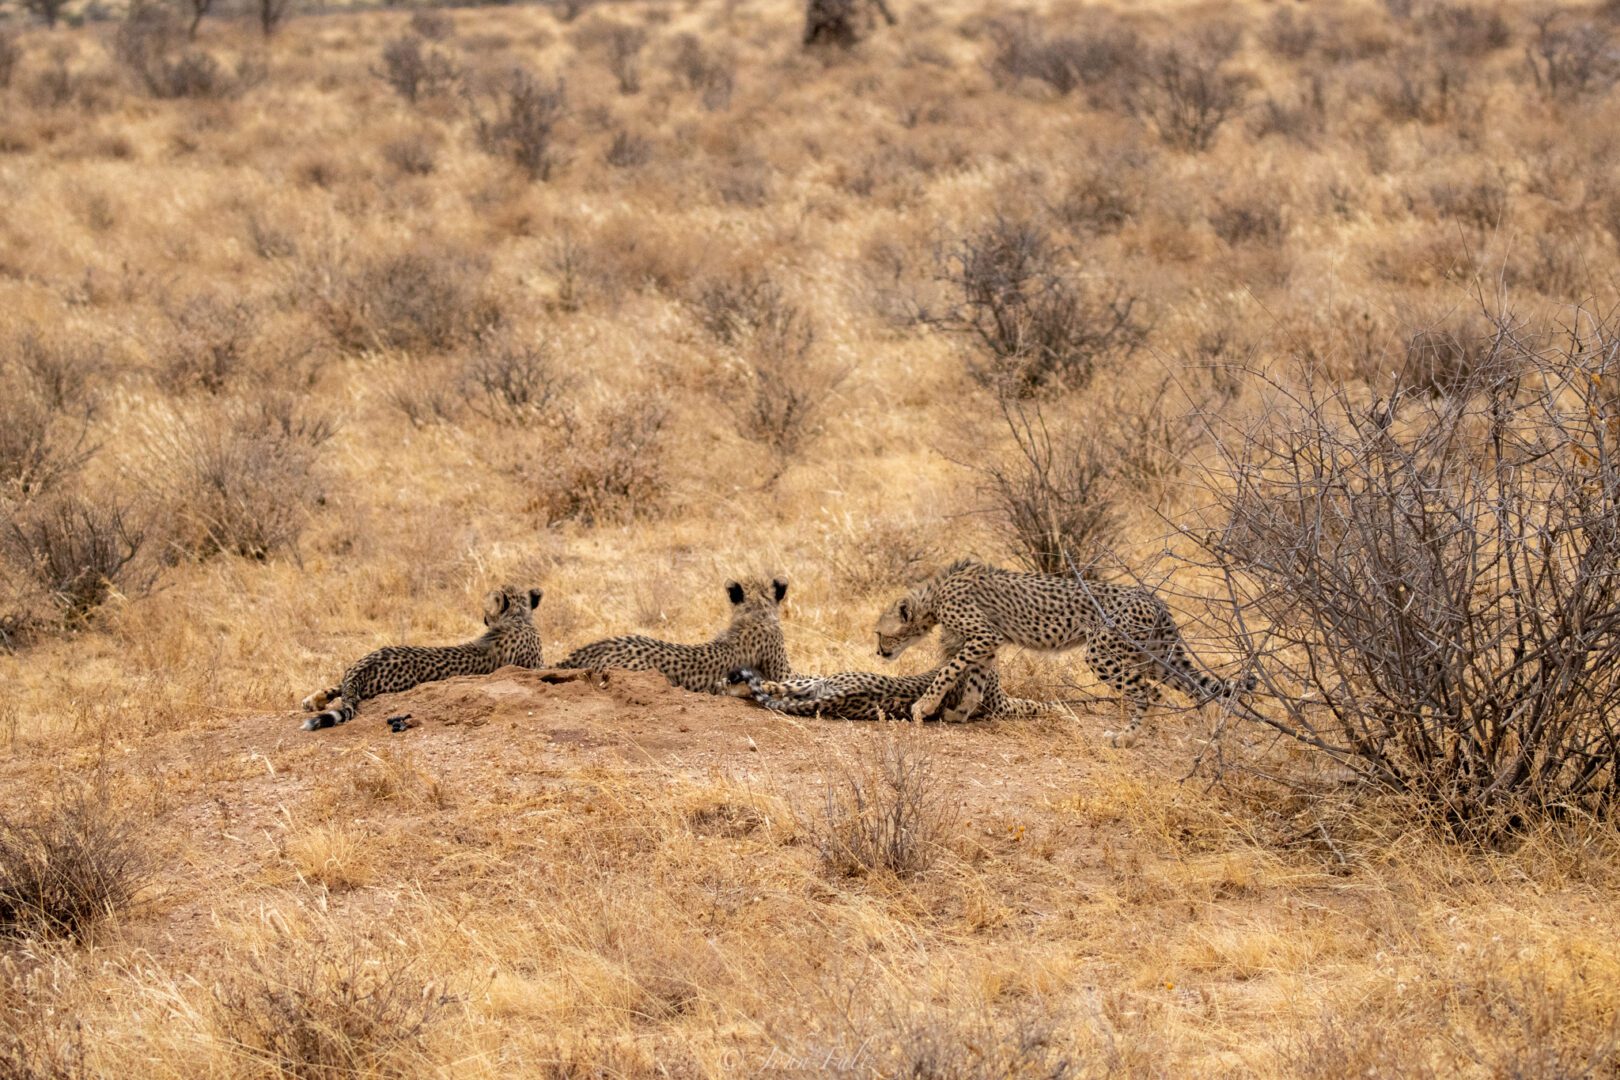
[[4, 0, 1620, 1074]]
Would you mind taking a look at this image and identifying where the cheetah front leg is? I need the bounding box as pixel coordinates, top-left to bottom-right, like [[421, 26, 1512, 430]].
[[911, 635, 999, 724]]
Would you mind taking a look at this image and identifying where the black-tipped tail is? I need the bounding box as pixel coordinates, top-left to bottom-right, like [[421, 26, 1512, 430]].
[[302, 702, 356, 731]]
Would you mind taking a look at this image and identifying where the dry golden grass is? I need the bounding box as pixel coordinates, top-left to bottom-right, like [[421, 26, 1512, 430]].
[[3, 0, 1620, 1074]]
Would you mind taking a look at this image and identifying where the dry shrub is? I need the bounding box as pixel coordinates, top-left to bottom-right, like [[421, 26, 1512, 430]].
[[1261, 8, 1318, 60], [825, 513, 941, 593], [691, 271, 846, 464], [809, 1003, 1075, 1080], [0, 787, 147, 940], [817, 738, 956, 878], [316, 244, 498, 354], [213, 930, 443, 1079], [0, 343, 96, 502], [0, 31, 19, 90], [603, 127, 651, 168], [1209, 192, 1287, 247], [155, 293, 258, 395], [1130, 39, 1250, 152], [667, 34, 733, 110], [1050, 143, 1150, 234], [934, 217, 1147, 397], [986, 15, 1140, 105], [803, 0, 898, 49], [968, 401, 1119, 574], [458, 334, 565, 425], [111, 5, 259, 100], [1425, 2, 1511, 57], [1428, 170, 1509, 230], [1199, 316, 1620, 836], [527, 395, 667, 525], [408, 9, 454, 41], [469, 67, 567, 181], [1371, 46, 1470, 123], [382, 362, 461, 429], [603, 23, 647, 94], [1250, 77, 1327, 144], [374, 35, 459, 105], [145, 396, 335, 560], [382, 134, 436, 176], [1525, 13, 1618, 101], [1, 491, 151, 627]]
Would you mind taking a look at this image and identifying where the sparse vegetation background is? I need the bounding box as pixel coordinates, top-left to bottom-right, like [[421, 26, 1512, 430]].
[[3, 0, 1620, 1073]]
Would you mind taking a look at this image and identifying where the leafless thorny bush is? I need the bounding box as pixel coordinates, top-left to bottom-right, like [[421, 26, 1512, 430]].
[[1195, 312, 1620, 837], [1129, 36, 1250, 153], [374, 34, 460, 105], [601, 23, 647, 94], [985, 15, 1140, 107], [690, 271, 847, 466], [934, 217, 1146, 397], [111, 4, 262, 100], [213, 929, 446, 1079], [155, 293, 259, 395], [0, 786, 148, 941], [802, 0, 898, 50], [1, 491, 151, 628], [469, 67, 567, 181], [458, 334, 566, 425], [667, 33, 733, 110], [1371, 46, 1472, 124], [0, 334, 98, 503], [524, 394, 667, 526], [0, 31, 20, 90], [817, 739, 957, 878], [1524, 12, 1619, 101], [143, 396, 336, 561], [313, 244, 499, 354], [965, 401, 1119, 575]]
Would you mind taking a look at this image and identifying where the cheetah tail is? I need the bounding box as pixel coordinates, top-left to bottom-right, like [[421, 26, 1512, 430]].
[[723, 668, 763, 700], [302, 699, 358, 731]]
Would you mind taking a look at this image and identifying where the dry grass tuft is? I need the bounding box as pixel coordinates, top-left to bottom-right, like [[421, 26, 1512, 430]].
[[816, 738, 957, 879], [0, 787, 147, 941], [213, 928, 443, 1077]]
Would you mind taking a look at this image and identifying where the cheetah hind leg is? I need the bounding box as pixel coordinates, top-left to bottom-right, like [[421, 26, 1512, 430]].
[[1094, 656, 1162, 748], [301, 686, 340, 712]]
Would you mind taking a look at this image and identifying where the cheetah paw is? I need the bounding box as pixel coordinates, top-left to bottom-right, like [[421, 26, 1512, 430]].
[[1104, 728, 1139, 749]]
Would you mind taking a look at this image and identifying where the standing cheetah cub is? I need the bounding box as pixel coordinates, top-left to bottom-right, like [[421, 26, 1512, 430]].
[[874, 560, 1252, 745], [558, 577, 790, 693], [301, 584, 544, 731]]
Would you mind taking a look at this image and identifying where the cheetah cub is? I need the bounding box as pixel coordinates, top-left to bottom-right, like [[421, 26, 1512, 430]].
[[558, 577, 790, 693], [725, 663, 1055, 723], [726, 631, 1057, 723], [301, 584, 544, 731], [874, 560, 1252, 745]]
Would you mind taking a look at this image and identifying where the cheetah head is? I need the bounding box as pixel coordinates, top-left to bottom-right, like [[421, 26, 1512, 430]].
[[724, 576, 789, 620], [484, 584, 544, 626], [874, 593, 934, 660]]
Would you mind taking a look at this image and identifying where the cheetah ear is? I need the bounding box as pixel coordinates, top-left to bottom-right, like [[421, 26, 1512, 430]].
[[726, 581, 745, 605], [528, 588, 543, 610], [483, 590, 507, 620], [772, 577, 788, 603]]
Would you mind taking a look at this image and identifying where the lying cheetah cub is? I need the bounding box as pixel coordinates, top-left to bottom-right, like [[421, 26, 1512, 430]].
[[726, 663, 1055, 723], [558, 577, 790, 693], [726, 630, 1057, 723], [874, 560, 1252, 745], [301, 584, 543, 731]]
